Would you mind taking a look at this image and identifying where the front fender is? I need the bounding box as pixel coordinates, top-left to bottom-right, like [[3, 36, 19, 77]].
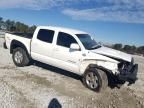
[[80, 59, 119, 75]]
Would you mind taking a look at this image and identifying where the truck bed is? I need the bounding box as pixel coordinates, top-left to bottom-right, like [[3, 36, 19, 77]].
[[5, 32, 31, 54], [7, 32, 33, 39]]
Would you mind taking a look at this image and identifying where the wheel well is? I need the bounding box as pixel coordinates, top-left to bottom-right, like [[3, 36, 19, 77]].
[[86, 64, 110, 73], [85, 64, 114, 86], [84, 64, 125, 89], [10, 40, 29, 56]]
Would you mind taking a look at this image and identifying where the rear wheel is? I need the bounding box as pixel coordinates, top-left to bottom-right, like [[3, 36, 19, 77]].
[[12, 47, 30, 67], [83, 68, 108, 92]]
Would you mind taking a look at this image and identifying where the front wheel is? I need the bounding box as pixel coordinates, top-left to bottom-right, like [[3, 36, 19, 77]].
[[12, 47, 30, 67], [82, 68, 108, 92]]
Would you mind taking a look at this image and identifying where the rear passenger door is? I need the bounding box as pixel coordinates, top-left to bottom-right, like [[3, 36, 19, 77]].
[[31, 29, 55, 64], [53, 32, 82, 73]]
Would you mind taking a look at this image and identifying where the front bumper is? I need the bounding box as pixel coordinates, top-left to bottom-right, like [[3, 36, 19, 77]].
[[118, 64, 138, 84]]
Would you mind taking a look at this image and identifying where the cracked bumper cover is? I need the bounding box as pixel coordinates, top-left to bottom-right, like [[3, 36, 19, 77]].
[[118, 64, 138, 84]]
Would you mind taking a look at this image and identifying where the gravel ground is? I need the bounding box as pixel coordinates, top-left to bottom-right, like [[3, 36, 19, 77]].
[[0, 38, 144, 108]]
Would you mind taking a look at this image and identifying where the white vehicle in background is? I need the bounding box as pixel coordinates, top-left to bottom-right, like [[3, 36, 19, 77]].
[[4, 26, 138, 92]]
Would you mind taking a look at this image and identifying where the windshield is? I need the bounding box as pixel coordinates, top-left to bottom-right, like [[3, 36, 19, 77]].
[[76, 34, 101, 50]]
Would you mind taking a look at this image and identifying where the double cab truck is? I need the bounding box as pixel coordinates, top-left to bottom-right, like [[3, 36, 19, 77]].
[[4, 26, 138, 92]]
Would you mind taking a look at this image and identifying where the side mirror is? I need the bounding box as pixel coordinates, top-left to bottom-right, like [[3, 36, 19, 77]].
[[70, 43, 80, 51]]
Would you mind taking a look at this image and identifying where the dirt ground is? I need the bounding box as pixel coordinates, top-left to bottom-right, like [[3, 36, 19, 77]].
[[0, 38, 144, 108]]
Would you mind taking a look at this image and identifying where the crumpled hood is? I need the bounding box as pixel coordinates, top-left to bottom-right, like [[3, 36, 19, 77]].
[[91, 46, 132, 62]]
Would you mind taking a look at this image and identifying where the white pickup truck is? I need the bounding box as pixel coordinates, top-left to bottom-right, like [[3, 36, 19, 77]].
[[4, 26, 138, 92]]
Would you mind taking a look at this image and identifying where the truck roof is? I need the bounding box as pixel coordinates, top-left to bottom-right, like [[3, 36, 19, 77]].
[[38, 26, 87, 34]]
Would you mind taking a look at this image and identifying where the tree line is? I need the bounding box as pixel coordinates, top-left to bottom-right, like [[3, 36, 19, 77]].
[[0, 17, 36, 33], [112, 44, 144, 56]]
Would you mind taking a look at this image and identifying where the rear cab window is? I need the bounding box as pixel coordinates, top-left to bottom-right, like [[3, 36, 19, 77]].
[[37, 29, 55, 43]]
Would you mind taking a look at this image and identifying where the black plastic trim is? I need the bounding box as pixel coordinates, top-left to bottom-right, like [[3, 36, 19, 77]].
[[3, 42, 7, 49], [118, 64, 138, 84]]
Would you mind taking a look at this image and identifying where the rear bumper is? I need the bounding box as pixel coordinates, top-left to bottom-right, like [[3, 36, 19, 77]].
[[118, 64, 138, 84]]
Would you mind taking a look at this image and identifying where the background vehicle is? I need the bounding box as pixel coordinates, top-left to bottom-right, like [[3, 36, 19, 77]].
[[4, 26, 138, 92]]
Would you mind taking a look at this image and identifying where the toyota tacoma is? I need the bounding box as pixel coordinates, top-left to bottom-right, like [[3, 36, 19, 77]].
[[4, 26, 138, 92]]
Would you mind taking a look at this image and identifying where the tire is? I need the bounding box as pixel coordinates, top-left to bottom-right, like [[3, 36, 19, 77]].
[[82, 68, 108, 92], [12, 47, 30, 67]]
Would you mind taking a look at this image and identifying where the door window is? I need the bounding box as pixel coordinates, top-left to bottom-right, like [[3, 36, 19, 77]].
[[37, 29, 54, 43], [57, 32, 77, 48]]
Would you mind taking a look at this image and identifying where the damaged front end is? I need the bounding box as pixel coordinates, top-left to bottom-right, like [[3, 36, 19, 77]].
[[117, 58, 138, 84]]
